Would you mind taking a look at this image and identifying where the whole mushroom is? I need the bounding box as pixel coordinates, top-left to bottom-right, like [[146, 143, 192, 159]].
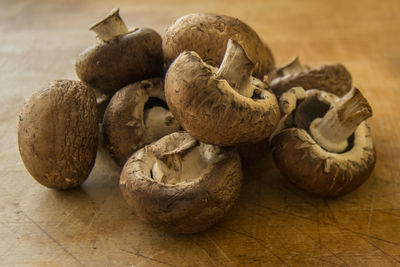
[[103, 78, 181, 166], [18, 80, 98, 190], [163, 13, 275, 78], [165, 39, 280, 146], [269, 57, 352, 98], [75, 8, 163, 95], [120, 131, 243, 234], [272, 87, 376, 196]]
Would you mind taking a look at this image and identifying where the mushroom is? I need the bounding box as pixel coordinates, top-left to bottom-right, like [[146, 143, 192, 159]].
[[103, 78, 181, 167], [272, 88, 376, 196], [75, 8, 163, 95], [165, 39, 280, 146], [18, 80, 98, 190], [163, 13, 275, 79], [120, 131, 243, 234], [269, 57, 352, 98]]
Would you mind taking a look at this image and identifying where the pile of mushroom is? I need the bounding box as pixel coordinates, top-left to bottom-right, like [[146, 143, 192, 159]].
[[17, 8, 376, 234]]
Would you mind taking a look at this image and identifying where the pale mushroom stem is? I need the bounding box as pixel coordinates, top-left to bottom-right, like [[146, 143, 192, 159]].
[[310, 87, 372, 153], [144, 106, 180, 142], [89, 8, 129, 41], [216, 39, 255, 98]]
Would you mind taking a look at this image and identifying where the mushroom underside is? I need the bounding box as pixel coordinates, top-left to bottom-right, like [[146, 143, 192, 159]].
[[272, 90, 376, 196], [272, 124, 375, 196], [144, 140, 214, 185], [103, 79, 180, 166], [120, 132, 243, 233]]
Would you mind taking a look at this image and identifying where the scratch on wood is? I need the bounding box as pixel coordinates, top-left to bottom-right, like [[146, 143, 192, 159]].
[[205, 233, 232, 264], [250, 202, 400, 246], [120, 248, 176, 267], [217, 225, 290, 266], [53, 204, 83, 229], [290, 224, 350, 267], [22, 211, 84, 266], [367, 175, 377, 233], [246, 203, 350, 267], [365, 239, 400, 264], [191, 240, 219, 267], [374, 209, 400, 218]]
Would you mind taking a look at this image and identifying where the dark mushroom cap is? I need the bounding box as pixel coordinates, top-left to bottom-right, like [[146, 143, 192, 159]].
[[270, 64, 352, 98], [165, 51, 280, 146], [120, 132, 243, 234], [103, 78, 180, 167], [18, 80, 98, 190], [272, 90, 376, 196], [163, 13, 275, 78], [75, 28, 163, 95]]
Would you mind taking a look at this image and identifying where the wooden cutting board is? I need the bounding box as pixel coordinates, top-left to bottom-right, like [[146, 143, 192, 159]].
[[1, 0, 399, 265]]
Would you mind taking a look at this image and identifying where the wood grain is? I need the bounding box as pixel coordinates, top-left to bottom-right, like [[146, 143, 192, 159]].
[[1, 0, 400, 266]]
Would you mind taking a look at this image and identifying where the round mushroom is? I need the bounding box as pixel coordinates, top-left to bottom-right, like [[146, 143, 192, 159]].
[[163, 13, 275, 78], [120, 131, 243, 234], [269, 57, 352, 98], [272, 88, 376, 196], [18, 80, 98, 190], [165, 39, 280, 146], [75, 8, 163, 95], [103, 78, 181, 167]]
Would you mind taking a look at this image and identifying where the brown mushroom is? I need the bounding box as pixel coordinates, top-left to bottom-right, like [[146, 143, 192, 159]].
[[103, 78, 181, 167], [163, 13, 275, 78], [269, 57, 352, 98], [120, 131, 243, 234], [272, 88, 376, 196], [18, 80, 98, 190], [165, 39, 280, 146], [75, 8, 163, 95]]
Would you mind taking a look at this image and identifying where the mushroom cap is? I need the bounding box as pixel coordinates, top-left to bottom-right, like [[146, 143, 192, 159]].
[[18, 80, 98, 190], [165, 51, 280, 146], [120, 132, 243, 234], [163, 13, 275, 78], [75, 28, 163, 95], [270, 64, 352, 98], [103, 78, 180, 167], [271, 90, 376, 196]]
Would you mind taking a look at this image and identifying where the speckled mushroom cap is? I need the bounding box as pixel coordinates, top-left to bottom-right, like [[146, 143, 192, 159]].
[[165, 51, 280, 146], [270, 58, 352, 98], [163, 13, 275, 78], [18, 80, 98, 190], [119, 131, 243, 234], [103, 78, 180, 167], [271, 89, 376, 196]]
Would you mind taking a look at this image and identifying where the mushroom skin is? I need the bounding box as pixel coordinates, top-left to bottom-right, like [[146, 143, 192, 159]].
[[120, 131, 243, 234], [270, 57, 352, 98], [103, 78, 181, 167], [75, 9, 163, 95], [18, 80, 98, 190], [165, 51, 280, 146], [271, 89, 376, 196], [163, 13, 275, 78], [76, 28, 163, 95]]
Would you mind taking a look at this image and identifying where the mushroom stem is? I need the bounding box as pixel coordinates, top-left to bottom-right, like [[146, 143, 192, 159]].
[[89, 8, 129, 41], [216, 39, 255, 98], [276, 56, 309, 77], [310, 87, 372, 153], [144, 106, 180, 142]]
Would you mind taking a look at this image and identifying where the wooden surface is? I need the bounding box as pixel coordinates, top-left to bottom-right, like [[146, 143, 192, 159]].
[[1, 0, 400, 266]]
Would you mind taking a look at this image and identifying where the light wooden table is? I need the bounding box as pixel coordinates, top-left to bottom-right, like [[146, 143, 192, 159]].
[[1, 0, 400, 266]]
